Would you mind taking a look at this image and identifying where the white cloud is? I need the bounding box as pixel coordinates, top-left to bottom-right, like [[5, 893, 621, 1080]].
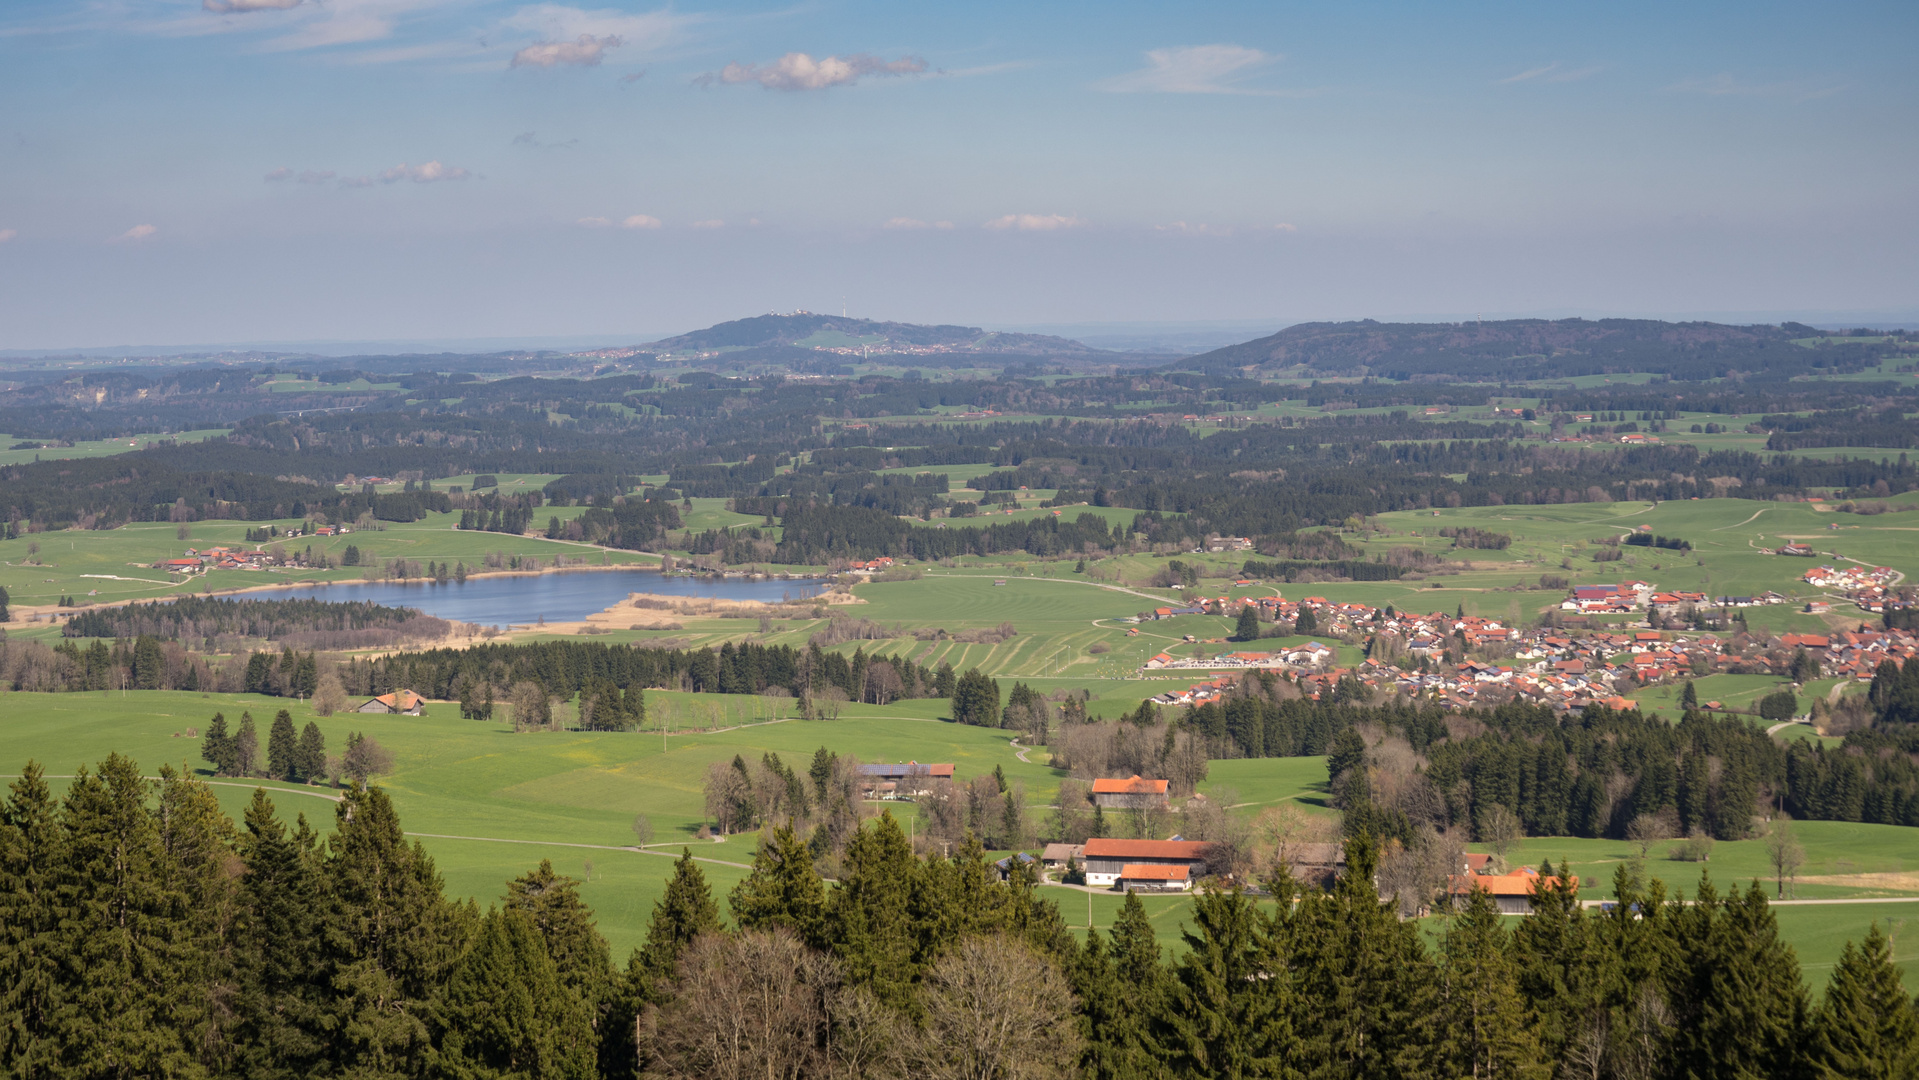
[[578, 216, 613, 227], [203, 0, 302, 11], [114, 224, 159, 243], [1499, 62, 1603, 84], [621, 214, 661, 229], [380, 160, 470, 183], [983, 213, 1081, 232], [1100, 44, 1274, 94], [699, 52, 927, 91], [511, 33, 621, 68], [0, 229, 16, 243], [265, 166, 293, 181], [1155, 221, 1297, 236], [689, 219, 725, 229]]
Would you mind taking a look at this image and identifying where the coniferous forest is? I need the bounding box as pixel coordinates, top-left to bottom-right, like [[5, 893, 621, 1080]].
[[2, 757, 1915, 1080]]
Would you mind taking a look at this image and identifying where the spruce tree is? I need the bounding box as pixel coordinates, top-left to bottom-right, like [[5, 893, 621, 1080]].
[[1234, 606, 1260, 642], [234, 789, 328, 1080], [1683, 680, 1699, 708], [729, 824, 828, 938], [434, 907, 597, 1080], [153, 765, 243, 1075], [634, 848, 722, 984], [1809, 923, 1919, 1079], [505, 859, 612, 1004], [1292, 832, 1438, 1078], [234, 712, 261, 776], [824, 811, 923, 1011], [318, 783, 465, 1078], [1437, 886, 1549, 1079], [267, 709, 299, 780], [1294, 606, 1318, 636], [0, 763, 64, 1076], [1667, 876, 1807, 1080], [296, 721, 326, 783], [53, 754, 199, 1078], [1163, 886, 1290, 1079], [202, 711, 237, 776]]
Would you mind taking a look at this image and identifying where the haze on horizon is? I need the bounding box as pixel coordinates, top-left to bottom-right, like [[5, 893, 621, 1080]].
[[0, 0, 1913, 351]]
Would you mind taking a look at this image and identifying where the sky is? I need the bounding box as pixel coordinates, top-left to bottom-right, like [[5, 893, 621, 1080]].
[[1, 0, 1915, 350]]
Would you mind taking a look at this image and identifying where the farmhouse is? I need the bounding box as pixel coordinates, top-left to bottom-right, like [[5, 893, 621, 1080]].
[[356, 690, 426, 715], [1090, 775, 1170, 810], [855, 762, 954, 797], [1447, 866, 1573, 915], [1081, 838, 1210, 888]]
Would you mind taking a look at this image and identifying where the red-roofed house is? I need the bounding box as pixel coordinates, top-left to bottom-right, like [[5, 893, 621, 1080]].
[[1117, 864, 1192, 891], [357, 690, 426, 715], [1081, 838, 1210, 888], [1448, 868, 1575, 915]]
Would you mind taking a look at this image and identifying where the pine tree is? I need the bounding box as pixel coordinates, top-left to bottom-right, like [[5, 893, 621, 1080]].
[[1437, 886, 1549, 1079], [1294, 606, 1318, 636], [1233, 606, 1260, 642], [730, 824, 827, 938], [202, 711, 237, 777], [825, 811, 923, 1011], [0, 762, 64, 1076], [52, 754, 199, 1078], [506, 859, 612, 1005], [634, 849, 722, 984], [1293, 832, 1439, 1078], [234, 789, 327, 1080], [1667, 876, 1808, 1080], [319, 783, 465, 1078], [434, 906, 597, 1080], [296, 722, 327, 783], [153, 765, 244, 1075], [1683, 680, 1699, 708], [1809, 923, 1919, 1079], [267, 709, 299, 780], [234, 712, 261, 776], [1163, 886, 1289, 1079]]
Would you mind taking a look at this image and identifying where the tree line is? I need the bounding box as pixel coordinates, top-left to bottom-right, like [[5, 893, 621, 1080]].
[[15, 761, 1910, 1080]]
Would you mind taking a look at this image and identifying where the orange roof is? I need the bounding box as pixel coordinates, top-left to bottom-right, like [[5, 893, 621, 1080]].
[[1451, 872, 1574, 898], [1092, 775, 1169, 795], [1118, 864, 1189, 881], [1083, 838, 1209, 860], [373, 690, 424, 710]]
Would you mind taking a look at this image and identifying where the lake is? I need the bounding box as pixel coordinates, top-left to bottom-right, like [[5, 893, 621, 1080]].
[[274, 569, 819, 628]]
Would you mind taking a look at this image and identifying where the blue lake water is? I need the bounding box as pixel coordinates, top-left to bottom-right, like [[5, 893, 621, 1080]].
[[274, 569, 819, 628]]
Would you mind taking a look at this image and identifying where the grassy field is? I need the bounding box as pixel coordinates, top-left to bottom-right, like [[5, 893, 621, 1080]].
[[0, 429, 229, 467], [3, 686, 1914, 976]]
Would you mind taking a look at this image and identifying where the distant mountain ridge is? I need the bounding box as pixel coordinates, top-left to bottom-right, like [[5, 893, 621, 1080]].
[[644, 313, 1108, 357], [1177, 317, 1863, 381]]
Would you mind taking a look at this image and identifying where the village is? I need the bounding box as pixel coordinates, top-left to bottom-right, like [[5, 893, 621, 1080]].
[[1133, 583, 1919, 717]]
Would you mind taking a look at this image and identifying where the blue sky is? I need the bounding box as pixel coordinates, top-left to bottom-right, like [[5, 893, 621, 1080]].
[[1, 0, 1914, 349]]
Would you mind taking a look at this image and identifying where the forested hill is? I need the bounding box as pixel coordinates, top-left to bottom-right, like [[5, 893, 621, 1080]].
[[1180, 318, 1896, 381], [644, 314, 1109, 358]]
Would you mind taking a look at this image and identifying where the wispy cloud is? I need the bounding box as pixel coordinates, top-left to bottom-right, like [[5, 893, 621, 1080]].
[[1499, 62, 1603, 85], [0, 229, 17, 243], [511, 33, 620, 67], [254, 0, 452, 52], [698, 52, 927, 91], [113, 224, 159, 243], [984, 213, 1081, 232], [500, 5, 685, 65], [1664, 73, 1843, 101], [265, 167, 337, 183], [1100, 44, 1279, 94], [1155, 221, 1296, 237], [882, 217, 955, 230], [379, 160, 470, 183], [513, 131, 579, 148], [203, 0, 303, 12], [580, 214, 662, 229]]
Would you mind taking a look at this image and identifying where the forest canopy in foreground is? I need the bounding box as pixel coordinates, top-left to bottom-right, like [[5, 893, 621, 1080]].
[[1, 756, 1914, 1080]]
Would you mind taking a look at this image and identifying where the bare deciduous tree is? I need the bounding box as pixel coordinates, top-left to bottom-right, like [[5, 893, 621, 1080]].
[[1626, 813, 1672, 863], [642, 929, 837, 1080], [1764, 815, 1804, 899], [509, 680, 552, 732], [311, 670, 347, 717], [1479, 803, 1523, 861], [631, 813, 654, 847], [905, 935, 1081, 1080]]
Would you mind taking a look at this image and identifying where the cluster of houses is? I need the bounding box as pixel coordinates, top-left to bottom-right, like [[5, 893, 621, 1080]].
[[854, 762, 955, 798], [153, 546, 275, 573], [1135, 601, 1919, 714], [1801, 563, 1901, 610], [1561, 580, 1658, 613]]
